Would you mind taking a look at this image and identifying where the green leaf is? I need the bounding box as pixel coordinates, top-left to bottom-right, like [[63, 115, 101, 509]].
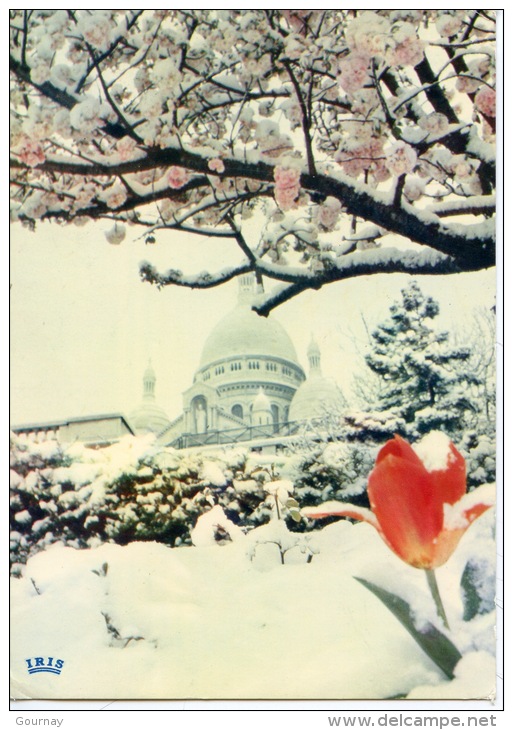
[[286, 498, 299, 509], [460, 558, 495, 621], [355, 577, 462, 679], [289, 509, 302, 523], [460, 561, 482, 622]]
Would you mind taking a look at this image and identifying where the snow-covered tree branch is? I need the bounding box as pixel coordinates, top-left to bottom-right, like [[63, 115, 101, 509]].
[[10, 10, 496, 313]]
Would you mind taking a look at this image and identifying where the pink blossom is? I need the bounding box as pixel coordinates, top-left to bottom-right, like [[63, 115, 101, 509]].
[[316, 197, 342, 231], [345, 12, 390, 57], [455, 76, 481, 94], [419, 113, 449, 135], [336, 137, 387, 180], [386, 37, 424, 68], [18, 139, 46, 167], [274, 166, 301, 210], [280, 10, 313, 32], [116, 137, 137, 161], [403, 175, 425, 202], [475, 87, 496, 118], [78, 14, 112, 52], [338, 53, 370, 94], [167, 166, 190, 189], [208, 158, 225, 174], [385, 142, 417, 176], [436, 13, 463, 38], [103, 186, 127, 209]]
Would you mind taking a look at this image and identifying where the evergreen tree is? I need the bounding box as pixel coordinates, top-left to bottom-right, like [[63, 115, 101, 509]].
[[365, 281, 482, 438]]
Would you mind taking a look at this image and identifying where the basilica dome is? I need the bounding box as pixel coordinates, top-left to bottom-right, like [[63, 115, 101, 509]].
[[198, 304, 301, 369], [289, 339, 345, 422]]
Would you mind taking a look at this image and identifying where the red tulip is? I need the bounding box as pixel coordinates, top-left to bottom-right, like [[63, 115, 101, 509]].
[[303, 433, 494, 570]]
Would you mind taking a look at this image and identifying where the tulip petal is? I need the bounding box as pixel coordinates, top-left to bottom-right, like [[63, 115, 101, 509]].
[[429, 483, 495, 568], [424, 441, 467, 514], [375, 434, 422, 468], [443, 482, 495, 531], [368, 455, 443, 568], [302, 502, 379, 530]]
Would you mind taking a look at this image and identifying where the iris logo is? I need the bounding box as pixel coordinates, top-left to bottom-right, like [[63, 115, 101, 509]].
[[25, 657, 64, 675]]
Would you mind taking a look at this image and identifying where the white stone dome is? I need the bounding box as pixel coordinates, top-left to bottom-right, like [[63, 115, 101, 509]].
[[199, 304, 301, 369], [288, 337, 345, 422], [130, 401, 170, 435], [288, 373, 345, 422]]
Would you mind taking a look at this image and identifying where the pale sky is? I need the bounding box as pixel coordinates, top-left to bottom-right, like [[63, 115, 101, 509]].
[[9, 217, 497, 427]]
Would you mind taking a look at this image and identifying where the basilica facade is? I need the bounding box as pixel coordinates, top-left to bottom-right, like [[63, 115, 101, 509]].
[[131, 275, 345, 449]]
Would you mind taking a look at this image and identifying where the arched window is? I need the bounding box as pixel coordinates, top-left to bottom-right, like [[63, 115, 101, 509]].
[[271, 404, 279, 432], [231, 404, 243, 420]]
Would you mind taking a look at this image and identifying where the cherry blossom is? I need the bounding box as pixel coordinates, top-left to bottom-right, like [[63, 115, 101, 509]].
[[316, 197, 342, 232], [385, 142, 418, 177], [419, 113, 449, 136], [386, 34, 424, 68], [76, 12, 113, 52], [435, 12, 464, 38], [16, 139, 46, 168], [345, 12, 391, 58], [208, 158, 225, 174], [337, 53, 370, 94], [475, 87, 496, 119], [8, 10, 496, 313], [167, 167, 190, 190], [274, 166, 301, 211], [116, 137, 138, 161], [101, 186, 128, 210]]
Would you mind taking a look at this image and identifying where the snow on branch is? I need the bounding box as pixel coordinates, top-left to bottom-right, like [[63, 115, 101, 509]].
[[10, 9, 496, 309]]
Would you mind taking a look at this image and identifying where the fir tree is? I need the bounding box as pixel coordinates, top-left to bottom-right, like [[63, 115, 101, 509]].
[[365, 281, 482, 437]]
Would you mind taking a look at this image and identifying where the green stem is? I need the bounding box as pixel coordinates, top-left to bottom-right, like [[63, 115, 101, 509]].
[[425, 568, 450, 630]]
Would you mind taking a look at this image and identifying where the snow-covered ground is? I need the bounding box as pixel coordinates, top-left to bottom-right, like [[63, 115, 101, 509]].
[[10, 503, 496, 701]]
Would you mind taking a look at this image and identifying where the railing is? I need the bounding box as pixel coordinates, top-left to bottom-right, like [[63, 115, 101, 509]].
[[170, 420, 302, 450]]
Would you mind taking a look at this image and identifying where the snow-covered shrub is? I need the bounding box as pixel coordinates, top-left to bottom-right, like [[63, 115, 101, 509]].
[[457, 431, 496, 489], [292, 440, 376, 514], [10, 433, 327, 571]]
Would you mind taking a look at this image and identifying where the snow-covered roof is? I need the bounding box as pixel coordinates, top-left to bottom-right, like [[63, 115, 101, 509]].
[[11, 413, 135, 433]]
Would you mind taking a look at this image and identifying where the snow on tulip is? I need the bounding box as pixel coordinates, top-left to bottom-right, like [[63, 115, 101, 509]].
[[303, 433, 494, 571]]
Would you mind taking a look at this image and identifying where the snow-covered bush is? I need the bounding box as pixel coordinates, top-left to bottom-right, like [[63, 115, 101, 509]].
[[457, 431, 496, 489], [293, 441, 375, 512], [10, 433, 331, 572]]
